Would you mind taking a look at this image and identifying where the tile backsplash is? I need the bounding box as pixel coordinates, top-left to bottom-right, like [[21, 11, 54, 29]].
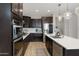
[[23, 28, 42, 33]]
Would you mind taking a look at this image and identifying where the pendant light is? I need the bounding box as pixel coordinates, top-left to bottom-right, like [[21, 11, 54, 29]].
[[57, 4, 62, 22], [64, 3, 72, 19]]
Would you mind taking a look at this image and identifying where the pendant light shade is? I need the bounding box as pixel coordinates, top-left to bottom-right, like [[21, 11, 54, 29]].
[[64, 4, 72, 19], [57, 4, 62, 22], [58, 15, 62, 21], [64, 11, 72, 19]]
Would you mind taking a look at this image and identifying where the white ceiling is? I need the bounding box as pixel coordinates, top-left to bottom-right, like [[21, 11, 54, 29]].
[[23, 3, 79, 19]]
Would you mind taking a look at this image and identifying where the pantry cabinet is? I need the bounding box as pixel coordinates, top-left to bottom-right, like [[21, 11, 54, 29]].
[[0, 4, 12, 56]]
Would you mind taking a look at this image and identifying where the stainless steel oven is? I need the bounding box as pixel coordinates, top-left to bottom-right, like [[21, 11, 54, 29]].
[[13, 25, 23, 39]]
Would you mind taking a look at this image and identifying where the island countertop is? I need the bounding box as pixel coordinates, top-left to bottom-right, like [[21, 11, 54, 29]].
[[45, 33, 79, 49]]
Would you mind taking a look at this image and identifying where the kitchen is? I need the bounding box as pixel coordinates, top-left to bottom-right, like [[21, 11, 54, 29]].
[[0, 3, 79, 56]]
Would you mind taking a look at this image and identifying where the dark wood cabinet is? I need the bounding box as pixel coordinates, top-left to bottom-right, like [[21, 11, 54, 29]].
[[30, 19, 36, 28], [22, 35, 31, 55], [0, 3, 23, 56], [53, 41, 63, 56], [45, 36, 53, 55], [23, 16, 42, 28], [12, 3, 23, 19], [0, 3, 44, 56], [45, 35, 79, 56], [0, 4, 12, 56], [29, 19, 42, 28], [18, 3, 23, 18], [42, 16, 53, 23], [23, 16, 31, 28], [12, 3, 23, 16], [29, 33, 43, 42], [45, 36, 63, 56], [12, 3, 23, 56], [12, 3, 19, 15], [14, 38, 23, 56]]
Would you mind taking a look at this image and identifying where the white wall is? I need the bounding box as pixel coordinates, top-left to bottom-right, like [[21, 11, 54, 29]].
[[77, 16, 79, 38], [64, 13, 78, 38], [53, 13, 78, 39]]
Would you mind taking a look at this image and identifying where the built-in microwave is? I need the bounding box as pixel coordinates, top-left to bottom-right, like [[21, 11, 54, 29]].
[[13, 25, 23, 39]]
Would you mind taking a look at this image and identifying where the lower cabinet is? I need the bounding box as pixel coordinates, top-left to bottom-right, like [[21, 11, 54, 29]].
[[45, 35, 79, 56], [13, 39, 23, 56], [22, 34, 31, 56], [53, 41, 63, 56], [45, 36, 53, 56], [29, 33, 43, 42], [45, 36, 64, 56], [13, 35, 30, 56]]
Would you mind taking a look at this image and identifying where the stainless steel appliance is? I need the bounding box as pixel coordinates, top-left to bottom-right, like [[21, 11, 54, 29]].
[[49, 24, 53, 33], [13, 25, 23, 39]]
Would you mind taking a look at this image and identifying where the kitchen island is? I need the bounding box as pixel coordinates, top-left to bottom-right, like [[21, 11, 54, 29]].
[[45, 33, 79, 56]]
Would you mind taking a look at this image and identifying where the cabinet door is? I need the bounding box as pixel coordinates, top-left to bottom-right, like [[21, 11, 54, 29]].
[[36, 19, 42, 28], [12, 3, 23, 19], [53, 42, 63, 56], [29, 19, 42, 28], [29, 33, 43, 42], [14, 40, 23, 56], [42, 17, 53, 23], [18, 3, 23, 18], [0, 4, 12, 56], [45, 36, 48, 50], [30, 19, 36, 28], [50, 39, 53, 55], [23, 16, 31, 28], [45, 36, 52, 55], [22, 36, 30, 55], [23, 20, 30, 28], [12, 3, 19, 15]]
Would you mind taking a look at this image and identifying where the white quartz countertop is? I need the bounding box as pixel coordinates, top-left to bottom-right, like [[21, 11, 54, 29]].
[[23, 33, 30, 40], [45, 33, 79, 49]]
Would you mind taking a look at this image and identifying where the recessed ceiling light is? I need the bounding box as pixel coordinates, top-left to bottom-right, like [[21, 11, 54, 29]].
[[48, 10, 51, 12], [35, 10, 39, 12]]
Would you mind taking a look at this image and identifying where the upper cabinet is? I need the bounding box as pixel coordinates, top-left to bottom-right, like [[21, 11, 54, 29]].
[[12, 3, 23, 26], [42, 16, 53, 23], [23, 16, 42, 28], [29, 19, 41, 28], [12, 3, 19, 15], [23, 16, 31, 28], [18, 3, 23, 18], [35, 19, 42, 28], [12, 3, 23, 19]]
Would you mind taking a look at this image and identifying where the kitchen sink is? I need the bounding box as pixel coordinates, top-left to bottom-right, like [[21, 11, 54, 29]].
[[50, 36, 62, 38]]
